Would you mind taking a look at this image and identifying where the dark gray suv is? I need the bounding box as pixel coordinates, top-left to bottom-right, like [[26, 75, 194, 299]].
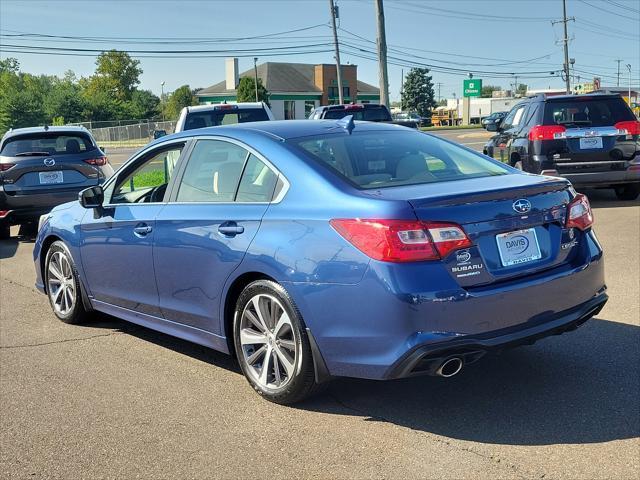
[[0, 126, 114, 238]]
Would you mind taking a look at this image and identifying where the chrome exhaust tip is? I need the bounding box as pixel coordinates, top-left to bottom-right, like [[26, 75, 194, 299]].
[[436, 357, 463, 378]]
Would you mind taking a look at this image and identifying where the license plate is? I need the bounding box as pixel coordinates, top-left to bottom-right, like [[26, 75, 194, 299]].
[[38, 171, 64, 184], [579, 137, 603, 149], [496, 228, 542, 267]]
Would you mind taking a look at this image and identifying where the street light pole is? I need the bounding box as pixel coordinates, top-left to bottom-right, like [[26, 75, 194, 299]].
[[253, 57, 259, 102]]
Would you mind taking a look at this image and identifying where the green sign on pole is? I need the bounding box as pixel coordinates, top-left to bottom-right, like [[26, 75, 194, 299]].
[[463, 79, 482, 97]]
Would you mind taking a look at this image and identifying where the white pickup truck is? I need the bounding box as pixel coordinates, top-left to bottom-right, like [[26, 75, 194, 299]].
[[174, 102, 275, 132]]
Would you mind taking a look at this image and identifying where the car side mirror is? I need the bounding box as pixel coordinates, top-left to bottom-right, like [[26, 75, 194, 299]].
[[486, 123, 498, 132], [79, 185, 104, 209]]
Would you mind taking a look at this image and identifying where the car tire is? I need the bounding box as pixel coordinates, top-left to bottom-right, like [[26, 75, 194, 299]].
[[44, 241, 90, 324], [614, 184, 640, 201], [0, 221, 9, 240], [233, 280, 319, 404]]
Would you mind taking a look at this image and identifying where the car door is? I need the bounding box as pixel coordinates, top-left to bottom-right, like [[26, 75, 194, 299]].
[[79, 141, 187, 316], [491, 103, 528, 164], [153, 137, 285, 334]]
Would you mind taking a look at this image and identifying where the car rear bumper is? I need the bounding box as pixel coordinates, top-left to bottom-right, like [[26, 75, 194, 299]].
[[0, 186, 88, 222], [385, 291, 607, 379], [532, 154, 640, 186], [287, 230, 606, 380]]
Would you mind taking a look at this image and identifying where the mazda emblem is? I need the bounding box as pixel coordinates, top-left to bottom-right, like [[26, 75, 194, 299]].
[[512, 199, 532, 214], [43, 158, 56, 167]]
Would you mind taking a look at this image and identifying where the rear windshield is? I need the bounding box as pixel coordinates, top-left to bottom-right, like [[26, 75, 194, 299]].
[[543, 97, 635, 128], [184, 108, 269, 130], [290, 130, 509, 189], [323, 107, 391, 122], [0, 133, 94, 156]]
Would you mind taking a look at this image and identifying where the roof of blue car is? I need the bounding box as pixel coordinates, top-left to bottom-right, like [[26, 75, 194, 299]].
[[164, 119, 408, 144]]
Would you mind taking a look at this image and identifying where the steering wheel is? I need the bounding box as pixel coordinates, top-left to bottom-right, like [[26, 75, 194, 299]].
[[149, 184, 168, 203]]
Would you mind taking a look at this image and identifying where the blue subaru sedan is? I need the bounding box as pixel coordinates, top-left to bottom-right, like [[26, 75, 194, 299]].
[[33, 119, 607, 404]]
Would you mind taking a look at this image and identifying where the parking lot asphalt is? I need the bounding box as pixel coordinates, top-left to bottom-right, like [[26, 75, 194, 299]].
[[1, 166, 638, 477]]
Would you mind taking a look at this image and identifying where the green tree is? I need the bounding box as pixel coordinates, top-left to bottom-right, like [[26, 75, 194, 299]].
[[165, 85, 197, 120], [126, 89, 160, 119], [516, 83, 528, 96], [481, 85, 502, 98], [93, 50, 142, 101], [236, 76, 270, 106], [44, 73, 85, 124], [401, 68, 436, 117]]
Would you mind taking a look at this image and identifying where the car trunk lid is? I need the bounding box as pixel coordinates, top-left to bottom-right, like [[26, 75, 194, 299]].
[[369, 174, 576, 287]]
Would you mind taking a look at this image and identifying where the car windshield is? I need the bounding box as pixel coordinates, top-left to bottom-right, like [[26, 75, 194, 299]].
[[290, 130, 509, 189], [323, 107, 390, 122], [184, 108, 269, 130], [0, 133, 94, 156], [544, 97, 635, 128]]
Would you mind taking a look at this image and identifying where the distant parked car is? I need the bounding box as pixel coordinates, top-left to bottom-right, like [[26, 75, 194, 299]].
[[0, 126, 113, 239], [394, 111, 431, 127], [175, 102, 275, 132], [34, 120, 606, 404], [153, 129, 167, 139], [309, 103, 419, 129], [483, 93, 640, 200], [481, 111, 507, 129]]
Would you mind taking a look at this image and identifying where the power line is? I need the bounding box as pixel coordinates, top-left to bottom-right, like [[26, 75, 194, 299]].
[[603, 0, 640, 15], [578, 0, 640, 21]]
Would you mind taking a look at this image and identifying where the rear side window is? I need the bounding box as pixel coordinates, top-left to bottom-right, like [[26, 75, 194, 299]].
[[184, 109, 269, 130], [543, 97, 635, 127], [177, 140, 279, 203], [0, 133, 94, 156], [177, 140, 248, 202], [291, 130, 509, 189]]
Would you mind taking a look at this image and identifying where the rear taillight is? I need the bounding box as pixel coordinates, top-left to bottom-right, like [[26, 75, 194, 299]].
[[84, 156, 108, 166], [0, 210, 10, 218], [528, 125, 566, 141], [566, 194, 593, 231], [0, 163, 15, 171], [614, 120, 640, 135], [330, 219, 472, 263]]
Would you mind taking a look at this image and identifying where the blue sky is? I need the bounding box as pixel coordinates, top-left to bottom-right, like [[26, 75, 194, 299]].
[[1, 0, 638, 100]]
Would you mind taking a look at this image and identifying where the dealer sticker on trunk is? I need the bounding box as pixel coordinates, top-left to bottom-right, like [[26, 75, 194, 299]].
[[496, 228, 542, 267]]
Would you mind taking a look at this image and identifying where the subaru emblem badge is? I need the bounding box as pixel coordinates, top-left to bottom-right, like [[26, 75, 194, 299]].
[[512, 199, 532, 214], [44, 158, 56, 167]]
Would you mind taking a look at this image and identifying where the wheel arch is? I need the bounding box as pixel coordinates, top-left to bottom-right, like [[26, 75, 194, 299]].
[[222, 271, 275, 356]]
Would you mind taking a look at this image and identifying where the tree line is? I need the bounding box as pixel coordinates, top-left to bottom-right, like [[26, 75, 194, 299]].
[[0, 51, 199, 136]]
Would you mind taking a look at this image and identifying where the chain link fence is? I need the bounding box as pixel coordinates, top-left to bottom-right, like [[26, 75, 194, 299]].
[[69, 120, 177, 147]]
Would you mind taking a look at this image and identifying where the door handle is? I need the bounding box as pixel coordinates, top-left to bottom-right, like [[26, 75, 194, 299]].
[[133, 223, 153, 237], [218, 222, 244, 236]]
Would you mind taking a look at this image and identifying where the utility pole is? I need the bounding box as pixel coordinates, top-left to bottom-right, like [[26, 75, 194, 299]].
[[328, 0, 344, 104], [375, 0, 390, 106], [253, 57, 259, 102], [436, 82, 443, 102], [512, 75, 518, 96], [552, 0, 574, 94], [615, 59, 623, 86], [627, 64, 632, 106]]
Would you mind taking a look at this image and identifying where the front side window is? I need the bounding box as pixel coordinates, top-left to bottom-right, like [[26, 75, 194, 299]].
[[501, 104, 527, 129], [110, 145, 183, 204], [291, 130, 509, 190]]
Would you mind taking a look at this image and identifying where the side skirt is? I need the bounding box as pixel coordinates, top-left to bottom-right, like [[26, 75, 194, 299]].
[[92, 300, 230, 354]]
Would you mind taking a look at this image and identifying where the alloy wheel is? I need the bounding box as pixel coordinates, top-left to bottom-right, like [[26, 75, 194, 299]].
[[239, 294, 299, 391], [47, 251, 76, 316]]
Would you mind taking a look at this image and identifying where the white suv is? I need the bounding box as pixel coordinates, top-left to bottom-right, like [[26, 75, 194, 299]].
[[174, 102, 275, 132]]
